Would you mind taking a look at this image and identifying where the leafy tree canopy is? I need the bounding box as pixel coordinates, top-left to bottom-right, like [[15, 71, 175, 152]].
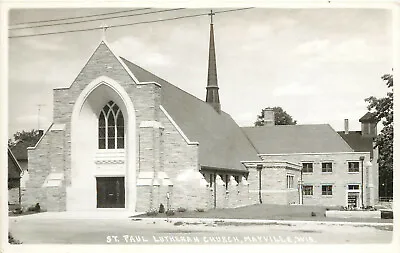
[[8, 129, 41, 147], [365, 74, 393, 197], [255, 106, 297, 126]]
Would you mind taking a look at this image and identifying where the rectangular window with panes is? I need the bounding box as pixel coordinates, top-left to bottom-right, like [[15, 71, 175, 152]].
[[322, 185, 333, 195], [302, 163, 313, 173], [348, 184, 360, 190], [348, 162, 360, 172], [303, 185, 313, 195], [322, 162, 333, 173], [286, 174, 294, 189]]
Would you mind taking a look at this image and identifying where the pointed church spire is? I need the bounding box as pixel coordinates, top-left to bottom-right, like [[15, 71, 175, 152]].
[[206, 10, 221, 113]]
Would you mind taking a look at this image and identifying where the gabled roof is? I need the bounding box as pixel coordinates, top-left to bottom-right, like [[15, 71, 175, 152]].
[[337, 131, 374, 155], [8, 148, 22, 179], [359, 112, 377, 123], [242, 124, 354, 154], [121, 57, 260, 171]]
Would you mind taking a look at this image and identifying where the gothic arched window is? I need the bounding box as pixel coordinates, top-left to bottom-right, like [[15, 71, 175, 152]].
[[98, 101, 124, 149]]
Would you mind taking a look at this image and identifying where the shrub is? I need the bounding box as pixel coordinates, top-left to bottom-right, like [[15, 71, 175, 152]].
[[311, 212, 316, 217], [12, 208, 23, 214], [177, 207, 187, 212], [165, 209, 175, 216], [159, 204, 165, 213], [195, 208, 205, 212], [27, 203, 41, 212], [146, 208, 158, 216], [8, 232, 22, 244]]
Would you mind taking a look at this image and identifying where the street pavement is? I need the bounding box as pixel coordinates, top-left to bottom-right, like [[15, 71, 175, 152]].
[[8, 215, 393, 244]]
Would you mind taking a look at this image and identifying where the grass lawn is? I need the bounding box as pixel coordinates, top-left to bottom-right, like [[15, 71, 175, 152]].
[[134, 204, 392, 223]]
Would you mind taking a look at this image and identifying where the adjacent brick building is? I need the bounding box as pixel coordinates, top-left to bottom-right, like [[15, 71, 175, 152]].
[[243, 111, 379, 208]]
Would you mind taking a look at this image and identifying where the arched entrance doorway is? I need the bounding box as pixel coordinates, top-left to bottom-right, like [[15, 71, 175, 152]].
[[69, 76, 136, 211]]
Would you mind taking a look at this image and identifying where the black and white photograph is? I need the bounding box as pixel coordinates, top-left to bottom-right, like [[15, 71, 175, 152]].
[[1, 1, 398, 250]]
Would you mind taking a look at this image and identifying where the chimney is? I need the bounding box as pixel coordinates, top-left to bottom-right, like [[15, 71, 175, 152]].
[[263, 108, 275, 126], [344, 119, 349, 134]]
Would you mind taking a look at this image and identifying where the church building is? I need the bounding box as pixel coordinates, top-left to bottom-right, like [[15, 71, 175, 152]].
[[21, 16, 378, 212]]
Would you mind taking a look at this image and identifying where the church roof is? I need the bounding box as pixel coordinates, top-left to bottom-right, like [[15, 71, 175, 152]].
[[8, 148, 22, 179], [242, 124, 354, 154], [121, 57, 260, 171]]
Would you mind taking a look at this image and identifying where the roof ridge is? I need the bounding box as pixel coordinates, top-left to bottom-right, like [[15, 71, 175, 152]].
[[328, 124, 355, 152], [120, 56, 231, 117], [242, 123, 330, 129]]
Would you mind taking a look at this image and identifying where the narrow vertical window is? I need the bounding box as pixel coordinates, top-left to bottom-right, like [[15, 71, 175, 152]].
[[98, 112, 106, 149], [98, 101, 124, 149]]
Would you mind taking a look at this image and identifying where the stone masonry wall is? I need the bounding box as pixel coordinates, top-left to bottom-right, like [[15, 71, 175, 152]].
[[23, 128, 67, 211], [261, 153, 371, 207], [8, 186, 20, 205], [159, 110, 202, 211]]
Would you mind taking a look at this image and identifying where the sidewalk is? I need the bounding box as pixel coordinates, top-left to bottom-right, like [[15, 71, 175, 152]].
[[9, 211, 392, 227], [9, 210, 144, 220], [130, 217, 393, 227]]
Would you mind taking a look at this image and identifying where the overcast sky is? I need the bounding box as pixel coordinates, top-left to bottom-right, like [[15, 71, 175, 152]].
[[8, 8, 393, 138]]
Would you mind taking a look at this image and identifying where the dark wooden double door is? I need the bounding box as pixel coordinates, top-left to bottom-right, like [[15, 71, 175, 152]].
[[96, 177, 125, 208]]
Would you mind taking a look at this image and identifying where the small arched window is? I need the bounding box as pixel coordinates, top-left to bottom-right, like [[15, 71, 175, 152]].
[[98, 101, 124, 149]]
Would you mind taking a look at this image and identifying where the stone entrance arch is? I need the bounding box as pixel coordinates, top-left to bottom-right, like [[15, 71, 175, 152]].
[[69, 76, 136, 211]]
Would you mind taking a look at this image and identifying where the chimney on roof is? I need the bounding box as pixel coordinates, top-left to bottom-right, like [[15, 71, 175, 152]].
[[344, 119, 349, 134], [205, 10, 221, 113], [262, 108, 275, 126]]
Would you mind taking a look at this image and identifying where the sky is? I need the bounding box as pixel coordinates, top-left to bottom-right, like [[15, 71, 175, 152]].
[[7, 7, 393, 138]]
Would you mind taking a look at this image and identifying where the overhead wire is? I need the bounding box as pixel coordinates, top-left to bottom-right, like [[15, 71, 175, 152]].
[[10, 8, 151, 26], [8, 8, 253, 39], [9, 8, 184, 30]]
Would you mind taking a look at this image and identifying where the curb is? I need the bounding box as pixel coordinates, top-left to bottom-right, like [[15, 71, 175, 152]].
[[130, 217, 393, 227], [9, 213, 393, 226]]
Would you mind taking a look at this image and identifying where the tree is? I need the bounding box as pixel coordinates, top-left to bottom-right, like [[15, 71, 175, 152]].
[[254, 106, 297, 126], [8, 129, 41, 147], [365, 74, 393, 198]]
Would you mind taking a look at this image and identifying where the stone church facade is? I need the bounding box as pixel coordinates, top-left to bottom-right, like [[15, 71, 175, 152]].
[[20, 22, 378, 212]]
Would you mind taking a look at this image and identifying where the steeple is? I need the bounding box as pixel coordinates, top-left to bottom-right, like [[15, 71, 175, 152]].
[[206, 10, 221, 113]]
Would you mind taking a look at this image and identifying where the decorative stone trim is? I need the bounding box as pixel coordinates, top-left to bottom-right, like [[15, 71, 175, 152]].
[[136, 171, 173, 186], [137, 81, 162, 88], [94, 160, 124, 164], [139, 121, 164, 129], [94, 150, 125, 164], [241, 160, 302, 171], [50, 123, 66, 131], [42, 173, 64, 187]]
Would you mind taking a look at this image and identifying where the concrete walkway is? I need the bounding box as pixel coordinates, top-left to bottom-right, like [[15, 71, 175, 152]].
[[9, 211, 144, 220], [9, 211, 392, 227], [131, 217, 393, 227]]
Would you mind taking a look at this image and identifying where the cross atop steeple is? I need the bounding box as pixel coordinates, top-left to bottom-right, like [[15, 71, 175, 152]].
[[100, 23, 109, 40], [208, 9, 215, 25]]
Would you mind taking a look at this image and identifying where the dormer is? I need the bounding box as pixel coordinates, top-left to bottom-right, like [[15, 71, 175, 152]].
[[359, 112, 378, 137]]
